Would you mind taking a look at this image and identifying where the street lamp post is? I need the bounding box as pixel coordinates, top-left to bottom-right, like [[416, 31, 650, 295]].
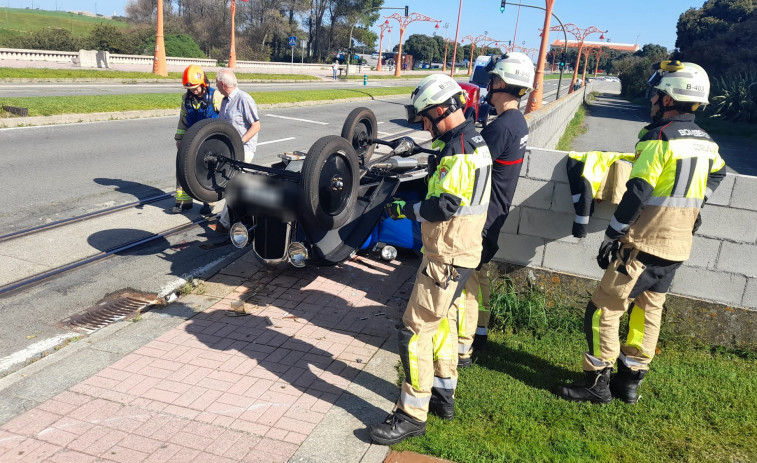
[[497, 1, 566, 110], [462, 34, 497, 76], [152, 0, 167, 76], [450, 0, 463, 78], [386, 11, 441, 77], [441, 22, 450, 71], [590, 47, 607, 77], [228, 0, 249, 68], [377, 20, 391, 72], [558, 23, 606, 93]]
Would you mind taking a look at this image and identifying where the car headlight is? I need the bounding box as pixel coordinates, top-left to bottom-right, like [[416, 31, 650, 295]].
[[287, 242, 309, 267], [380, 245, 397, 262], [230, 222, 250, 248]]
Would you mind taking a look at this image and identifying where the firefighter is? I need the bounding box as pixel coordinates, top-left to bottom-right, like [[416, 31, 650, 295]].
[[455, 52, 533, 367], [172, 65, 222, 215], [368, 74, 492, 444], [554, 61, 726, 404]]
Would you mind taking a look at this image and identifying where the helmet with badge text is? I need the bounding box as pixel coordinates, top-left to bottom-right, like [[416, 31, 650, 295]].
[[487, 52, 534, 96], [406, 74, 466, 138], [648, 60, 709, 107]]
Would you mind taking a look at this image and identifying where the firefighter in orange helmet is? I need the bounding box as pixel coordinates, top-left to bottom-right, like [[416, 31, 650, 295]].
[[172, 65, 222, 214]]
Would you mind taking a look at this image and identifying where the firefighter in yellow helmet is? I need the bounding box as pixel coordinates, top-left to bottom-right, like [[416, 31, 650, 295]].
[[369, 74, 492, 444], [554, 61, 727, 404], [172, 65, 222, 214]]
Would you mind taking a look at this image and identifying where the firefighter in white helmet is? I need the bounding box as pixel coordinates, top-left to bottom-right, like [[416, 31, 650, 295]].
[[369, 74, 492, 444], [555, 61, 726, 404]]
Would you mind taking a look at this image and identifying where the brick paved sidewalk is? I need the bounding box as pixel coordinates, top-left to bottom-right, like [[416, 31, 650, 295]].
[[0, 252, 418, 462]]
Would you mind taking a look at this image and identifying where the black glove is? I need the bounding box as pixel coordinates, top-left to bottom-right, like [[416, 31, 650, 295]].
[[390, 137, 417, 158], [693, 212, 702, 234], [597, 237, 621, 270]]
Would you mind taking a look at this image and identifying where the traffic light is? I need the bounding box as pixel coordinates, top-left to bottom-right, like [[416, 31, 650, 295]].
[[559, 53, 566, 69], [500, 0, 506, 13], [404, 5, 409, 16]]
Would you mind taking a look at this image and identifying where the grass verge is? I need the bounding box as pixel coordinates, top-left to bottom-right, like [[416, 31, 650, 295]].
[[555, 104, 588, 151], [344, 74, 431, 80], [0, 67, 319, 81], [393, 279, 757, 463], [0, 86, 415, 117]]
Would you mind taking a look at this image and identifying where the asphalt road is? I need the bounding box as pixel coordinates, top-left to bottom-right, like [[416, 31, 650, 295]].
[[0, 77, 572, 375], [0, 98, 419, 373]]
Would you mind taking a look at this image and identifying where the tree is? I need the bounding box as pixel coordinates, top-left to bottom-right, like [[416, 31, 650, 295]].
[[86, 24, 129, 53], [402, 34, 439, 63], [675, 0, 757, 75], [635, 43, 668, 60]]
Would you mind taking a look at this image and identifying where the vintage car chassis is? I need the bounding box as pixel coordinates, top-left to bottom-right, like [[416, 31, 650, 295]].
[[177, 107, 432, 268]]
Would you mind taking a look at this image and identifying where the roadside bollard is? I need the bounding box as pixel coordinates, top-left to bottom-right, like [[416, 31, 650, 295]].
[[363, 75, 367, 86]]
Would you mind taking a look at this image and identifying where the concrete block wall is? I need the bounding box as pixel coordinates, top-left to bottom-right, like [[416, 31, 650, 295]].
[[491, 147, 757, 311], [523, 84, 588, 149]]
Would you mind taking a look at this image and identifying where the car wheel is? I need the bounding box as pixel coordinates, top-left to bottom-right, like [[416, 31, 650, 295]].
[[301, 135, 359, 230], [341, 107, 377, 165], [177, 119, 243, 204]]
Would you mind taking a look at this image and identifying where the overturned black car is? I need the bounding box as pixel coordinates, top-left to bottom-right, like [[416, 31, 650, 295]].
[[176, 107, 432, 268]]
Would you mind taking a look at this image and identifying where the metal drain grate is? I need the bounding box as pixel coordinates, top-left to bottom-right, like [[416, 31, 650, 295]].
[[58, 290, 159, 333]]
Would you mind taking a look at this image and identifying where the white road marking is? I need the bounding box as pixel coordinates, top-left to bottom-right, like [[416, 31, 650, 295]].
[[263, 114, 329, 125], [258, 137, 295, 146]]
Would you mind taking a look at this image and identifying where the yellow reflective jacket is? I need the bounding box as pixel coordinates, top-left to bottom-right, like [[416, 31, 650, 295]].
[[607, 114, 726, 261], [404, 120, 492, 268]]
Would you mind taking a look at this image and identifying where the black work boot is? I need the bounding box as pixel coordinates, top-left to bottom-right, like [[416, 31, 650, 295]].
[[610, 363, 647, 404], [554, 367, 613, 404], [457, 356, 473, 368], [368, 411, 426, 445], [472, 333, 488, 351], [428, 396, 454, 420], [199, 203, 213, 215]]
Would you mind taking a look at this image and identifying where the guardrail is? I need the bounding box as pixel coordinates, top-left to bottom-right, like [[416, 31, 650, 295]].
[[0, 47, 76, 62], [0, 47, 334, 70]]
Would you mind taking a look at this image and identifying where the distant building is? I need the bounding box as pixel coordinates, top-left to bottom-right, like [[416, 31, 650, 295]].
[[550, 40, 640, 53]]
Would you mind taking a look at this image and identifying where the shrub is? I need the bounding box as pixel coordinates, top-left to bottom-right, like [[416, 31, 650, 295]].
[[707, 69, 757, 123], [141, 34, 206, 58], [5, 27, 81, 51]]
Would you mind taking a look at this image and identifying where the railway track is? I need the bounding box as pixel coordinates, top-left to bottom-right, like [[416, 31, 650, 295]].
[[0, 194, 213, 297]]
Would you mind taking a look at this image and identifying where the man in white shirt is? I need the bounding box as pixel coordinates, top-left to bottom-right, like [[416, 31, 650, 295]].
[[210, 68, 262, 233]]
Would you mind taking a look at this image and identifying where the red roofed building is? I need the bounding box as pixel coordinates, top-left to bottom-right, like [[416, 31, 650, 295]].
[[550, 40, 640, 53]]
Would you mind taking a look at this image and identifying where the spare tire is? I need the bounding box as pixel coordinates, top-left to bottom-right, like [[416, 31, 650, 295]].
[[300, 135, 359, 230], [340, 107, 377, 165], [177, 119, 243, 203]]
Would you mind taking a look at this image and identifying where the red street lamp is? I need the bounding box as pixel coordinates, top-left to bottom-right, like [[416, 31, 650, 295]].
[[385, 11, 441, 77], [442, 37, 456, 72], [377, 21, 392, 71], [462, 34, 497, 76], [228, 0, 249, 69], [589, 47, 607, 77], [546, 23, 607, 93]]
